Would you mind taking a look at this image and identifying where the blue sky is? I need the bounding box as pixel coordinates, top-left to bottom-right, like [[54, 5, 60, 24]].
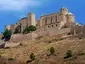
[[0, 0, 85, 33]]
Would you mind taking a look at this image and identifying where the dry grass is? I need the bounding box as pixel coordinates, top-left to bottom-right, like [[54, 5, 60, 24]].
[[0, 35, 85, 64]]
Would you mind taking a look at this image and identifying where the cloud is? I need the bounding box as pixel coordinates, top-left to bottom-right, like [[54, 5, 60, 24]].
[[0, 0, 41, 10]]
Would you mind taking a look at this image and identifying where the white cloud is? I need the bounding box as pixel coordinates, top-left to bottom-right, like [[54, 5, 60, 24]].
[[0, 0, 41, 10]]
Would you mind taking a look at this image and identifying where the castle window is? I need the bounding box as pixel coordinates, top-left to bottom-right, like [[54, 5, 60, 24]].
[[56, 24, 57, 26], [48, 26, 50, 28], [67, 33, 71, 35], [52, 25, 53, 27]]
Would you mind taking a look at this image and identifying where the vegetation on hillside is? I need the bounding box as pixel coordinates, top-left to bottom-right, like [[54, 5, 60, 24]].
[[23, 25, 36, 34], [2, 29, 12, 41], [50, 47, 55, 55], [64, 50, 72, 59], [8, 58, 16, 61], [30, 53, 35, 60]]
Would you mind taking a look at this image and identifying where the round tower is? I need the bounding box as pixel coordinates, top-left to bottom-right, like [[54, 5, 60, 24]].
[[60, 7, 68, 14], [28, 13, 36, 26], [65, 13, 75, 27], [66, 13, 75, 23]]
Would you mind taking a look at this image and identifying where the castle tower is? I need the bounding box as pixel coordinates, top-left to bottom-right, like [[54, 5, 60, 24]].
[[66, 13, 75, 23], [28, 13, 36, 26], [60, 8, 68, 14], [37, 19, 42, 27], [65, 13, 75, 27]]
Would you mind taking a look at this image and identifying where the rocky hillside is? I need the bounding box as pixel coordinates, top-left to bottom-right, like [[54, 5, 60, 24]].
[[0, 35, 85, 64]]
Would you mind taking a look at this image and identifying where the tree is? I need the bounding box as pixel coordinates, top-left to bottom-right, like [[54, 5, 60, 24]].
[[2, 29, 12, 41]]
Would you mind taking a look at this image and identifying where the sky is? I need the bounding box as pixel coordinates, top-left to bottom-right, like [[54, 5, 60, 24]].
[[0, 0, 85, 33]]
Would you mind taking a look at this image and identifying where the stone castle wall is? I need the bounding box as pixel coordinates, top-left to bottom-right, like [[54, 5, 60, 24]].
[[70, 25, 85, 35], [35, 27, 71, 37], [10, 33, 38, 42], [10, 26, 71, 41]]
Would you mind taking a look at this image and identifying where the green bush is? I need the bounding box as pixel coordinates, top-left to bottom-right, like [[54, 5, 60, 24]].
[[79, 51, 85, 56], [3, 29, 12, 37], [50, 47, 55, 54], [23, 25, 36, 34], [3, 29, 12, 41], [22, 26, 30, 34], [29, 25, 36, 31], [8, 58, 15, 61], [64, 50, 72, 59], [30, 53, 35, 60]]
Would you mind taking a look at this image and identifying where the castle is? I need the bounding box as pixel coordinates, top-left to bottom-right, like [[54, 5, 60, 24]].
[[5, 8, 82, 41], [5, 8, 78, 32]]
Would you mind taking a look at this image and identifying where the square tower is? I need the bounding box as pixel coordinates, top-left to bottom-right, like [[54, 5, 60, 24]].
[[28, 13, 36, 26]]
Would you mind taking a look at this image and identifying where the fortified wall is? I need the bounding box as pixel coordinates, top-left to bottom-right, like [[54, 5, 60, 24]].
[[5, 8, 82, 41]]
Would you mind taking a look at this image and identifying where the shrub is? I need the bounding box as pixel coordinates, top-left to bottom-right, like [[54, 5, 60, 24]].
[[50, 47, 55, 54], [29, 25, 36, 31], [8, 58, 15, 61], [79, 51, 85, 56], [23, 26, 30, 34], [64, 50, 72, 59], [30, 53, 35, 60], [23, 25, 36, 34]]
